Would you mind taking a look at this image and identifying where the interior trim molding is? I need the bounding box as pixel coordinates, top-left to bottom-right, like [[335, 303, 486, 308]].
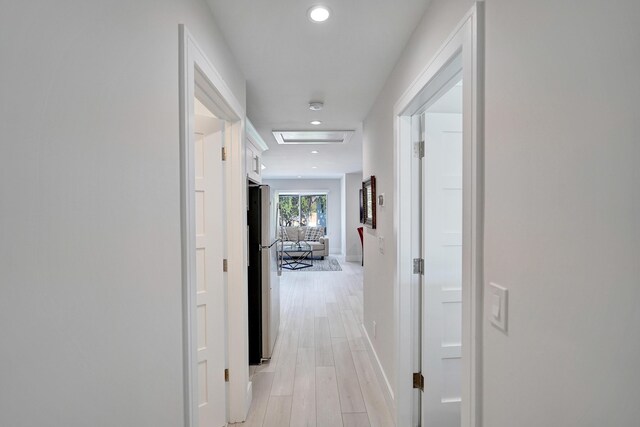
[[179, 24, 251, 426], [361, 324, 396, 415], [246, 118, 269, 152], [392, 3, 484, 426]]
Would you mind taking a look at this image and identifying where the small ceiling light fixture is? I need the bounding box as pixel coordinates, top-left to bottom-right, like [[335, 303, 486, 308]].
[[261, 164, 266, 170], [311, 150, 319, 154], [308, 5, 331, 22], [312, 166, 318, 169], [297, 175, 302, 178], [309, 101, 324, 111], [310, 120, 322, 125]]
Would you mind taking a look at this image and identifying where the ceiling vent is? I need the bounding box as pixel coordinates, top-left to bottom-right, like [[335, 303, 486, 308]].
[[272, 130, 354, 145]]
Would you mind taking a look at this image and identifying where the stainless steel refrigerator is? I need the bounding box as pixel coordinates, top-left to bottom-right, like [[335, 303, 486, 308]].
[[248, 185, 281, 364]]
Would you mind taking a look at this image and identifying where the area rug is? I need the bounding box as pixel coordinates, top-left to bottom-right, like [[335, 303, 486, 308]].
[[283, 256, 342, 272]]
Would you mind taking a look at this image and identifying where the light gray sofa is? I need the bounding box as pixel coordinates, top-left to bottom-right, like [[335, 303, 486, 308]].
[[279, 226, 329, 259]]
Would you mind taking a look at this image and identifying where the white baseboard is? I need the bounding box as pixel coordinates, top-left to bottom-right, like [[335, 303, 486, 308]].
[[361, 324, 396, 416], [244, 381, 253, 420], [345, 254, 361, 263]]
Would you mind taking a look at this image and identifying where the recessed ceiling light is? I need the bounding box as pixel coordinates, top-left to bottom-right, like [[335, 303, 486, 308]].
[[311, 150, 319, 154], [308, 6, 330, 22], [310, 120, 322, 125], [261, 164, 266, 170], [309, 101, 324, 111], [297, 175, 302, 178], [312, 166, 318, 169]]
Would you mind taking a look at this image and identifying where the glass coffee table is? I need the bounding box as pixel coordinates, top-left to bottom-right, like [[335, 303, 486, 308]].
[[281, 242, 313, 270]]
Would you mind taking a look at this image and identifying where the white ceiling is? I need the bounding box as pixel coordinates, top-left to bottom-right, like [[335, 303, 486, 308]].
[[206, 0, 432, 178]]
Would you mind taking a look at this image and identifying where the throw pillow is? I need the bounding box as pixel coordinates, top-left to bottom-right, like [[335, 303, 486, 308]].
[[304, 226, 324, 241], [279, 227, 289, 241]]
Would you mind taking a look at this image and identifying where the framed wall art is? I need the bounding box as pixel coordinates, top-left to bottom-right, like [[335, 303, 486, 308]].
[[362, 176, 376, 229]]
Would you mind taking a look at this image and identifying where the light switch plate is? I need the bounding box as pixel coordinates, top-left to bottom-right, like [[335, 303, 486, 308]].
[[489, 282, 508, 333]]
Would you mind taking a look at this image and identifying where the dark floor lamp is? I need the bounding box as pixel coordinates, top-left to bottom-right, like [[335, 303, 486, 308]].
[[357, 226, 364, 266]]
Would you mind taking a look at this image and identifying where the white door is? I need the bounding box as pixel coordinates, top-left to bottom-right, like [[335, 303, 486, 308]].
[[194, 110, 227, 427], [421, 109, 463, 426]]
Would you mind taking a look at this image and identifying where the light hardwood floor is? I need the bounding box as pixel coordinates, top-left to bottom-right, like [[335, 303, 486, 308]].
[[234, 258, 395, 427]]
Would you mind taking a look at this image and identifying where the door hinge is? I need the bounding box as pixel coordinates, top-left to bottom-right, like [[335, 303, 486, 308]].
[[221, 146, 227, 161], [224, 368, 229, 382], [413, 258, 424, 275], [223, 259, 228, 272], [413, 372, 424, 391], [414, 140, 425, 159]]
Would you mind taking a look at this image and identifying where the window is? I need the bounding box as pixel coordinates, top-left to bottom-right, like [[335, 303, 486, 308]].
[[279, 193, 327, 230], [279, 195, 301, 226]]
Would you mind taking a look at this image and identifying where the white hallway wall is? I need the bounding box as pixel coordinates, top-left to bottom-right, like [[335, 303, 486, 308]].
[[362, 0, 477, 398], [483, 0, 640, 425], [345, 172, 363, 263], [0, 1, 245, 426], [263, 178, 343, 255], [363, 0, 640, 425]]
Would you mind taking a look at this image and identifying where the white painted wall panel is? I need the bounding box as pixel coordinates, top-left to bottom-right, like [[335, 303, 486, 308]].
[[0, 1, 245, 426], [483, 0, 640, 425]]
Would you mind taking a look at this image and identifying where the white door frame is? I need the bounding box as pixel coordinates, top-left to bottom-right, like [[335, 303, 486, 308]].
[[179, 25, 251, 426], [393, 4, 484, 427]]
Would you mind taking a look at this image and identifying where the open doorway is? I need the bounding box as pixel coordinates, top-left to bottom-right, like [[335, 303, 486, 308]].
[[393, 5, 483, 427], [179, 25, 250, 426]]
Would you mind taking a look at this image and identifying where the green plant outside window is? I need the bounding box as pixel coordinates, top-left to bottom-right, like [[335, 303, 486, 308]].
[[278, 194, 327, 230]]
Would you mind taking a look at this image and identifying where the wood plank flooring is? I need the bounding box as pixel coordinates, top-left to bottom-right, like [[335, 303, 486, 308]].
[[234, 259, 395, 427]]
